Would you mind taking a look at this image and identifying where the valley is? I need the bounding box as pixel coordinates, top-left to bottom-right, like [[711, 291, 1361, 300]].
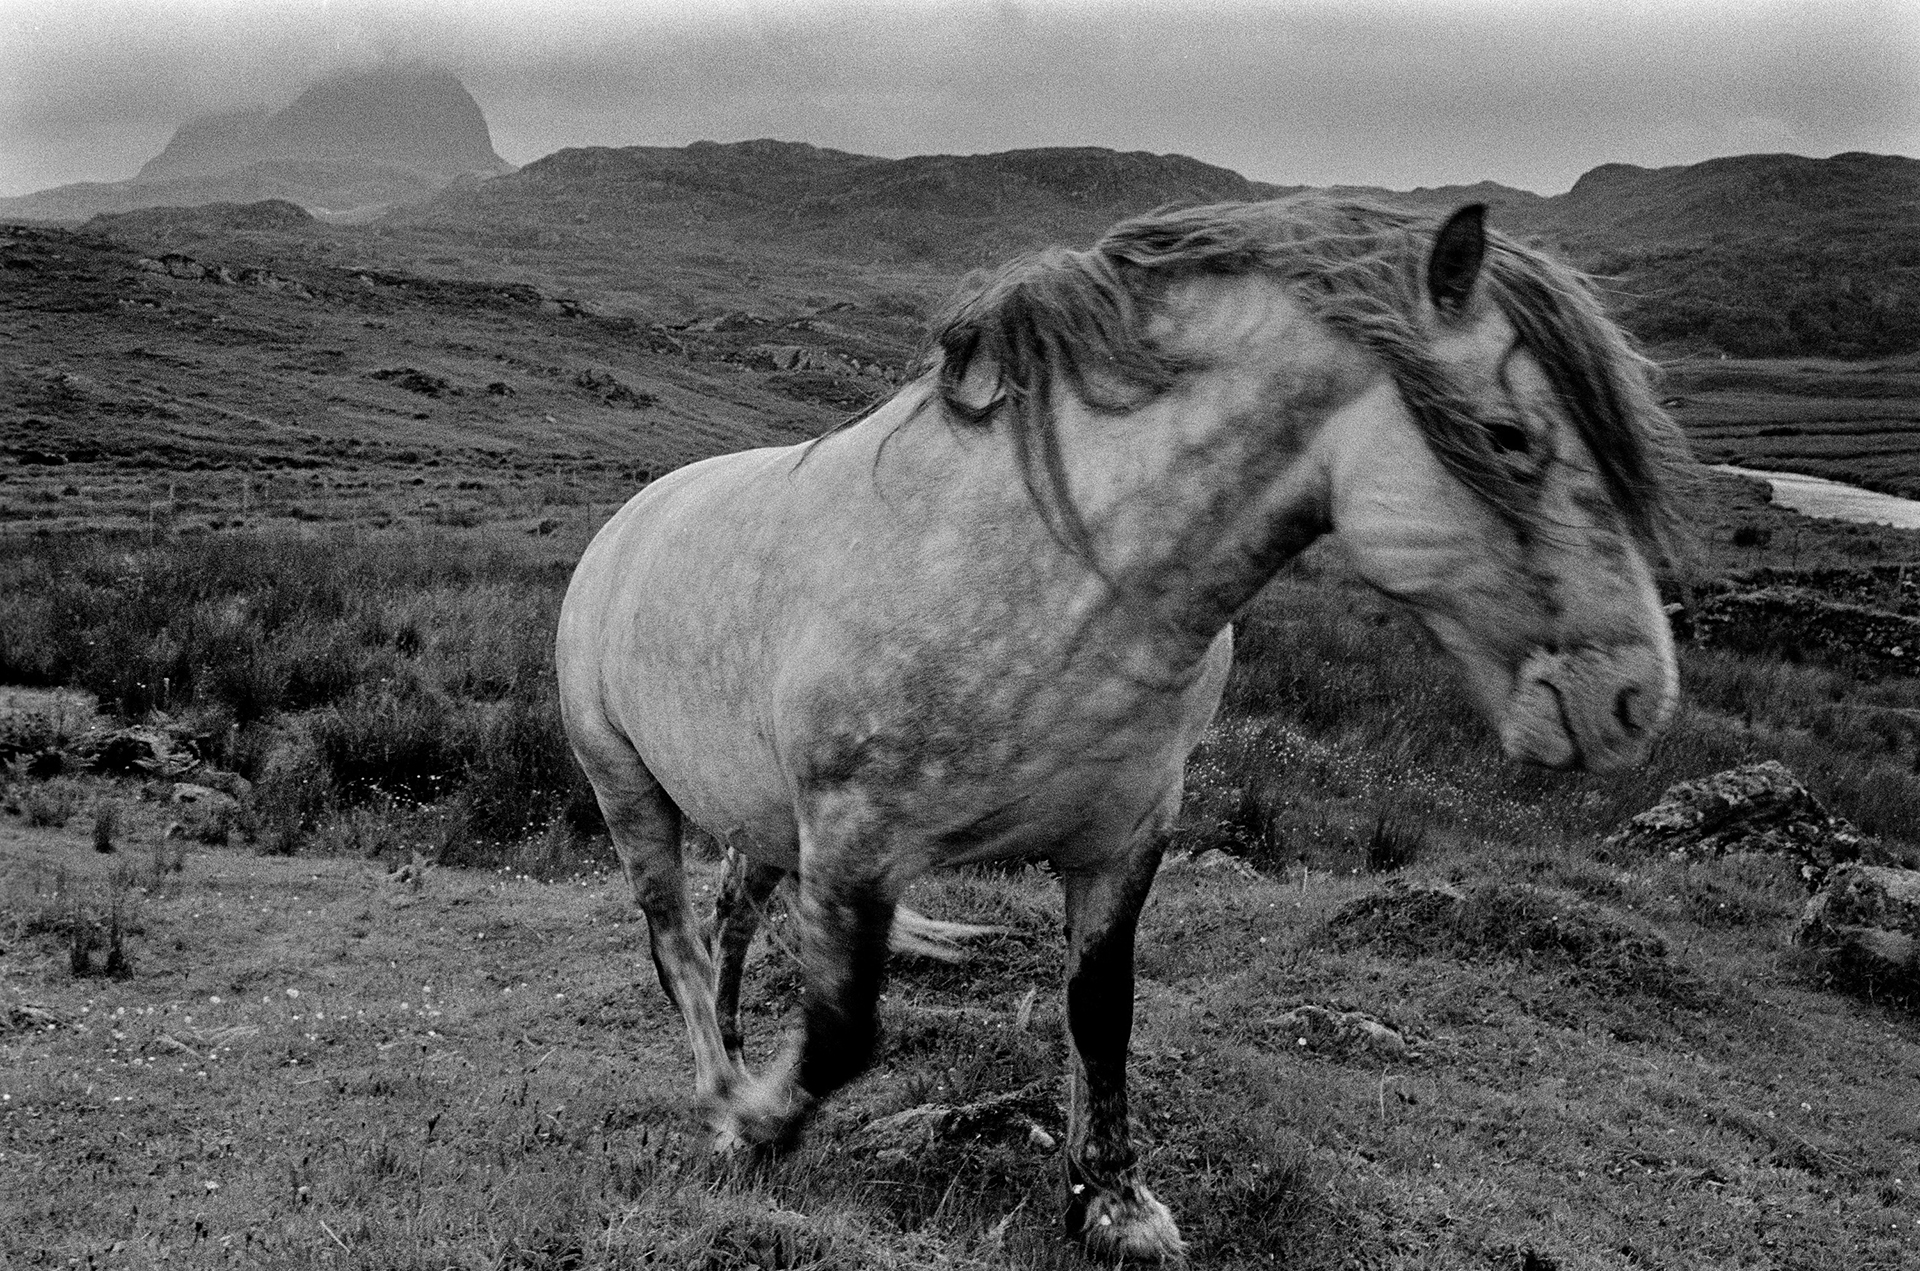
[[4, 148, 1920, 1268]]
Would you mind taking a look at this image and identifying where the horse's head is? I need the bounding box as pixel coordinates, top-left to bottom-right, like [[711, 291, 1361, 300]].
[[1317, 206, 1682, 772]]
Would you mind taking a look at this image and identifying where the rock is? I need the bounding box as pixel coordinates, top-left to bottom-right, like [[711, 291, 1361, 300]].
[[370, 366, 451, 397], [1690, 586, 1920, 677], [136, 257, 167, 275], [855, 1080, 1059, 1164], [573, 369, 653, 408], [758, 343, 806, 370], [1796, 863, 1920, 988], [1603, 760, 1877, 887], [1270, 1005, 1408, 1058], [193, 769, 253, 800], [1161, 848, 1261, 879], [162, 254, 205, 280], [80, 724, 201, 777], [170, 782, 235, 809], [4, 1002, 67, 1032]]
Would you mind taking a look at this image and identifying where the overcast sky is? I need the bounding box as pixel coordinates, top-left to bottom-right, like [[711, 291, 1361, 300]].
[[3, 0, 1916, 199]]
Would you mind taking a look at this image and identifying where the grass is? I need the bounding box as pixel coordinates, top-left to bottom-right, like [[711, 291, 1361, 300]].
[[0, 529, 607, 868], [2, 451, 1920, 1267], [4, 803, 1917, 1268]]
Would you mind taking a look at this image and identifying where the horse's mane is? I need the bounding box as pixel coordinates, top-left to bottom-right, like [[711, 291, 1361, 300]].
[[921, 195, 1689, 559]]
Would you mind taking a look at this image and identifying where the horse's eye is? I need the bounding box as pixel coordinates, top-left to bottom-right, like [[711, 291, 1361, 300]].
[[1488, 421, 1530, 455]]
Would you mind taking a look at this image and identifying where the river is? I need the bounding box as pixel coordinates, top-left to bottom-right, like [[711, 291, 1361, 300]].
[[1712, 464, 1920, 531]]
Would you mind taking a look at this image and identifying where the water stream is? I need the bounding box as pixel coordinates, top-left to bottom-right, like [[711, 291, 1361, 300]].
[[1712, 464, 1920, 531]]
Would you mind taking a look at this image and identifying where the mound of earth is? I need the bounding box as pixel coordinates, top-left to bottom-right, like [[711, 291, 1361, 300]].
[[1328, 879, 1681, 999]]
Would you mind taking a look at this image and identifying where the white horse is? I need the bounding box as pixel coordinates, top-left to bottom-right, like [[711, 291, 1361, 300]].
[[557, 199, 1686, 1260]]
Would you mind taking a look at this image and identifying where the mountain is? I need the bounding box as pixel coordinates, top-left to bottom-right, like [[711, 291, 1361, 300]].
[[0, 66, 509, 224], [408, 140, 1297, 267]]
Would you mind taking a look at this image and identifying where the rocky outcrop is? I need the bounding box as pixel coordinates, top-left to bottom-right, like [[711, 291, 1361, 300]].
[[1603, 761, 1878, 887], [1796, 863, 1920, 996]]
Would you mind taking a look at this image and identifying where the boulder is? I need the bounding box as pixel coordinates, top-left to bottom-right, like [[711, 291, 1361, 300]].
[[1602, 761, 1876, 887], [1796, 863, 1920, 989]]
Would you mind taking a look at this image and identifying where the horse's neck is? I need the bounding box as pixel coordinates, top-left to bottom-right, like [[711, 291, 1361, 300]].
[[1059, 284, 1368, 664]]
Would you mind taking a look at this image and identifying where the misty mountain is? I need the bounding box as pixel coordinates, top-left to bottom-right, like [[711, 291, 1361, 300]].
[[0, 66, 509, 224]]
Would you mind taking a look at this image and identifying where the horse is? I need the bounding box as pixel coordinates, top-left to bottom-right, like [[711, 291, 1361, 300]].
[[556, 197, 1688, 1260]]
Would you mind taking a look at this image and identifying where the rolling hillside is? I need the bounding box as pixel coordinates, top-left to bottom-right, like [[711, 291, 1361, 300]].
[[401, 142, 1920, 359]]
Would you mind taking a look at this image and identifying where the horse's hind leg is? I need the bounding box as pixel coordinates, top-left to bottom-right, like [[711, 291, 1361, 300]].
[[709, 847, 785, 1066], [1060, 833, 1188, 1261], [579, 749, 742, 1119]]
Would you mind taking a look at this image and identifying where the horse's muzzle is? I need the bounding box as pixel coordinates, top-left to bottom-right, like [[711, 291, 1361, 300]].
[[1498, 643, 1677, 773]]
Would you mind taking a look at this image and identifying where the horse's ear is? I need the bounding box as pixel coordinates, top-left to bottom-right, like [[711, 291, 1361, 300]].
[[1426, 203, 1487, 318]]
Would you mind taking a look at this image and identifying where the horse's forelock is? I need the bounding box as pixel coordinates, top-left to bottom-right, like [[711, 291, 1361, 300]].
[[1484, 246, 1692, 554]]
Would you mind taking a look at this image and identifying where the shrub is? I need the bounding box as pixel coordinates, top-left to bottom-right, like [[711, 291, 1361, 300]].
[[91, 799, 119, 853], [22, 778, 82, 828], [1364, 813, 1425, 873]]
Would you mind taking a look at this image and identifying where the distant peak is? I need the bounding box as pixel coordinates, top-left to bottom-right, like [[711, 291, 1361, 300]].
[[137, 65, 507, 186]]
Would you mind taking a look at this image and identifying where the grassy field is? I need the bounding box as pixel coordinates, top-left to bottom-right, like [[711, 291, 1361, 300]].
[[4, 505, 1920, 1268], [7, 205, 1920, 1267], [1664, 354, 1920, 500]]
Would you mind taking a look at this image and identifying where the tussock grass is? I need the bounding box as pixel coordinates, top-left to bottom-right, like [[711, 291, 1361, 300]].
[[4, 513, 1920, 1263], [0, 529, 606, 867]]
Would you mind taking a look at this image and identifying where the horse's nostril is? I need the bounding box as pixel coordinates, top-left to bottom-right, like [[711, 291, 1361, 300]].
[[1614, 685, 1641, 733]]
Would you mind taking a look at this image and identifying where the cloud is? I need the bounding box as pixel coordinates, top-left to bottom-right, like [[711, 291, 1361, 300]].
[[3, 0, 1916, 197]]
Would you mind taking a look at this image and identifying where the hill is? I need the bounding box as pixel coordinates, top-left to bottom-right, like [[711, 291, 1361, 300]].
[[410, 139, 1293, 269], [1522, 153, 1920, 358], [402, 141, 1920, 359], [0, 66, 510, 225]]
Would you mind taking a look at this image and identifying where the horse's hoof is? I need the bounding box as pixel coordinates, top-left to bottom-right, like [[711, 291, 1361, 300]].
[[1077, 1185, 1188, 1262]]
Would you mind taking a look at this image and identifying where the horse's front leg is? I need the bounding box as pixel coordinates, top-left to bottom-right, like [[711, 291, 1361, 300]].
[[714, 795, 900, 1151], [1061, 834, 1187, 1261]]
